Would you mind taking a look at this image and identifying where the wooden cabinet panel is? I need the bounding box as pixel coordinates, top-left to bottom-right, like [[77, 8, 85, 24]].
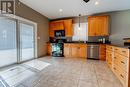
[[106, 51, 113, 68], [96, 16, 109, 36], [114, 47, 129, 58], [106, 45, 130, 87], [114, 53, 128, 73], [106, 45, 114, 69], [49, 19, 73, 37], [64, 19, 73, 37], [113, 62, 127, 87], [99, 44, 106, 60], [79, 45, 87, 58], [49, 21, 64, 37], [47, 43, 52, 55], [106, 45, 113, 51], [71, 44, 79, 57], [64, 44, 87, 58], [88, 17, 97, 36], [64, 44, 71, 57], [49, 21, 64, 30], [88, 15, 109, 36]]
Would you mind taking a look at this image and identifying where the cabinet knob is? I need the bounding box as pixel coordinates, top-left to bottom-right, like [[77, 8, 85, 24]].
[[122, 51, 126, 53], [114, 67, 116, 70], [121, 61, 125, 64], [120, 74, 124, 78]]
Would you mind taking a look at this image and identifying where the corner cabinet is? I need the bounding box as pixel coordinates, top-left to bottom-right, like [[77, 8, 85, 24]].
[[88, 15, 109, 36]]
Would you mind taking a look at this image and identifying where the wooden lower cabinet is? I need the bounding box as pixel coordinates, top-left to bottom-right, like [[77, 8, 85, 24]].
[[106, 45, 114, 69], [47, 43, 52, 55], [71, 44, 79, 57], [99, 44, 106, 60], [64, 44, 87, 58], [106, 45, 130, 87], [79, 44, 87, 58], [64, 44, 71, 57]]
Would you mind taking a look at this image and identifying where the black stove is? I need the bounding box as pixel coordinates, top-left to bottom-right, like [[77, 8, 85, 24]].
[[51, 39, 66, 57]]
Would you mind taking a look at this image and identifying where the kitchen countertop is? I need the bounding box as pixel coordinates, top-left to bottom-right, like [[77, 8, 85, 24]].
[[47, 42, 130, 49], [107, 44, 130, 49]]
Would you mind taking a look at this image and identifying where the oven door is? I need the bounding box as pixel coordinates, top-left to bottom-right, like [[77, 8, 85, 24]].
[[52, 43, 64, 57]]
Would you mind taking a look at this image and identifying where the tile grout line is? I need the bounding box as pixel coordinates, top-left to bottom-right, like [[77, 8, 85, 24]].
[[77, 61, 84, 87], [93, 63, 101, 87]]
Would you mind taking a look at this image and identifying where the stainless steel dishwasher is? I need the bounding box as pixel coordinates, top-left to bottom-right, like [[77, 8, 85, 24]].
[[87, 44, 99, 59]]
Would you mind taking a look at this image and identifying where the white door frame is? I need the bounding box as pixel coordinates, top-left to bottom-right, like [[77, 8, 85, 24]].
[[0, 14, 38, 63]]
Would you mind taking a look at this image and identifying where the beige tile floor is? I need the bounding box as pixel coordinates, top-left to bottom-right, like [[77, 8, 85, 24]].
[[1, 56, 124, 87]]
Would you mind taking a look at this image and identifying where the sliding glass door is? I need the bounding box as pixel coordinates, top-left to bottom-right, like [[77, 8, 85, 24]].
[[19, 22, 35, 62], [0, 17, 36, 67], [0, 17, 17, 67]]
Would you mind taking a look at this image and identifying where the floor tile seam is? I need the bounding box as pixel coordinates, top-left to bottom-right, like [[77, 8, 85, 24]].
[[76, 62, 85, 87], [20, 64, 40, 73], [93, 64, 101, 87]]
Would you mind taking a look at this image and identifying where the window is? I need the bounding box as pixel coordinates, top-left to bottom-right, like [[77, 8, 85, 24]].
[[72, 22, 88, 41]]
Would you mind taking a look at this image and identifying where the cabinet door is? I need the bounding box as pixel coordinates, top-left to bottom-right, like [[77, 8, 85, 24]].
[[64, 44, 71, 57], [78, 45, 87, 58], [96, 16, 109, 36], [99, 44, 106, 60], [56, 21, 64, 30], [49, 28, 54, 37], [47, 43, 52, 55], [64, 19, 73, 37], [71, 44, 78, 57], [102, 16, 109, 36], [106, 51, 112, 68], [88, 16, 109, 36], [88, 17, 97, 36], [49, 21, 64, 37], [49, 22, 54, 37]]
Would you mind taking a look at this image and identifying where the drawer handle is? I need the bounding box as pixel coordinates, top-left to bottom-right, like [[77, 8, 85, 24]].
[[122, 51, 126, 53], [78, 47, 80, 49], [114, 67, 116, 70], [120, 74, 124, 78], [121, 61, 125, 64], [115, 49, 118, 50]]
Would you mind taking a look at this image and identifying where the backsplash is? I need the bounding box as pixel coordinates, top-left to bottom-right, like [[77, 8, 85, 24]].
[[88, 36, 109, 42]]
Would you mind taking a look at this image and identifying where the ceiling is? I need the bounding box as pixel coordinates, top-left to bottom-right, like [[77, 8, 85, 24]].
[[20, 0, 130, 19]]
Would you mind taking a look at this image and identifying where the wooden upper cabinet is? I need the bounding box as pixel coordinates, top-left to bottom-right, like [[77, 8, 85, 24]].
[[49, 21, 64, 30], [49, 21, 64, 37], [49, 19, 73, 37], [64, 19, 73, 37], [88, 15, 109, 36], [88, 17, 97, 36]]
